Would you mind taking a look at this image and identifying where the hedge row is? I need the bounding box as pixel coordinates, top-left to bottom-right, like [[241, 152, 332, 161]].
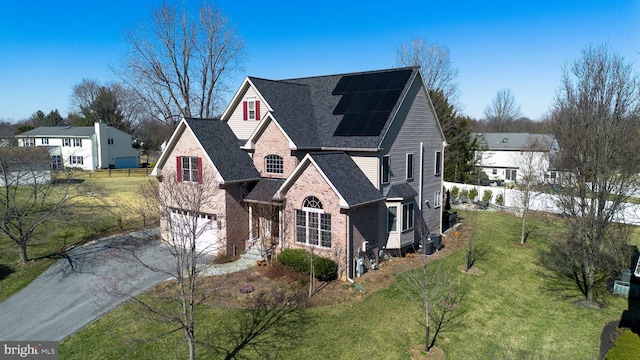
[[277, 248, 338, 281]]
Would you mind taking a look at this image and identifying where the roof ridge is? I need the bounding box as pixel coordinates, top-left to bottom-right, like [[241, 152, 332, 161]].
[[279, 66, 417, 82]]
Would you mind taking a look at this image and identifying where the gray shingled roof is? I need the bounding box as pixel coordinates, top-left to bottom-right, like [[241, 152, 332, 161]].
[[309, 152, 384, 207], [0, 147, 52, 171], [17, 126, 95, 137], [186, 118, 260, 183], [384, 182, 418, 199], [250, 67, 418, 150], [474, 133, 554, 151], [246, 178, 285, 203]]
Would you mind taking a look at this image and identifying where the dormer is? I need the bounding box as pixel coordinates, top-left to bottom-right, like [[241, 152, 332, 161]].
[[221, 77, 270, 142]]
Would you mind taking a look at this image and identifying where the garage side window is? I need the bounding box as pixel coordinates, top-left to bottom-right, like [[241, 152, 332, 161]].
[[176, 156, 203, 183]]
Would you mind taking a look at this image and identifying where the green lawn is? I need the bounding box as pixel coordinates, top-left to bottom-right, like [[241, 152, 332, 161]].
[[59, 211, 632, 359], [0, 176, 155, 302]]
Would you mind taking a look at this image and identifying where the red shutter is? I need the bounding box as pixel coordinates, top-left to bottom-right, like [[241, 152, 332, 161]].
[[255, 101, 260, 121], [197, 157, 203, 184], [243, 101, 248, 121], [176, 156, 182, 182]]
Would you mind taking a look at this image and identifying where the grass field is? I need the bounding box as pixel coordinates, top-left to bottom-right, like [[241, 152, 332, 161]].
[[59, 211, 631, 359], [0, 176, 156, 302]]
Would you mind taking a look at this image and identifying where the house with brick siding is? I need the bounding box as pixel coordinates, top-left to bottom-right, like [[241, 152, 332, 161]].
[[153, 67, 446, 280]]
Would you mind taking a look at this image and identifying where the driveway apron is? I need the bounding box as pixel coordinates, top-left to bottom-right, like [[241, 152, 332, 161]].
[[0, 229, 174, 341]]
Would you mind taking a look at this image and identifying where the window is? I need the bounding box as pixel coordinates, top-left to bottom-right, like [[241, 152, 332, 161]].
[[265, 154, 284, 174], [382, 155, 389, 184], [41, 138, 49, 145], [107, 138, 114, 145], [70, 156, 83, 165], [177, 156, 202, 183], [63, 138, 71, 147], [506, 169, 517, 182], [435, 151, 442, 176], [406, 153, 414, 180], [73, 138, 82, 147], [492, 168, 497, 175], [295, 196, 331, 248], [387, 206, 397, 233], [50, 155, 62, 169], [24, 138, 35, 147], [243, 100, 260, 121], [402, 202, 414, 231], [434, 191, 441, 208]]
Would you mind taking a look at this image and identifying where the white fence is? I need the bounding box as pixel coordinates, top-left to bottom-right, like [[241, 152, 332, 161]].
[[443, 181, 640, 226]]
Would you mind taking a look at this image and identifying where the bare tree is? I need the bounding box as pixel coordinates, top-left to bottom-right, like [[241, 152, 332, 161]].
[[396, 37, 459, 102], [396, 253, 465, 353], [513, 137, 547, 244], [484, 89, 522, 132], [543, 43, 640, 304], [119, 2, 245, 126], [0, 148, 93, 263]]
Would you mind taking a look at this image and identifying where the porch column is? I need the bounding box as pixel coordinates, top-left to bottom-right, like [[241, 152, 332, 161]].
[[248, 204, 253, 243], [278, 206, 284, 248]]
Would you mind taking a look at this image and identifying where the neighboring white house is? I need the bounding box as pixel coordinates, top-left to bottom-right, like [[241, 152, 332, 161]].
[[15, 121, 140, 170], [474, 133, 556, 184]]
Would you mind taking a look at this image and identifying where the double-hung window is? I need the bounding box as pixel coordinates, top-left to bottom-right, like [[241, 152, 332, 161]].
[[41, 138, 49, 145], [176, 156, 202, 183], [63, 138, 71, 147], [435, 151, 442, 176], [24, 138, 35, 147], [73, 138, 82, 147], [295, 196, 331, 248], [387, 206, 397, 233], [434, 191, 442, 208], [406, 153, 414, 180], [243, 99, 260, 121], [402, 202, 414, 231], [70, 156, 83, 165], [382, 155, 390, 184]]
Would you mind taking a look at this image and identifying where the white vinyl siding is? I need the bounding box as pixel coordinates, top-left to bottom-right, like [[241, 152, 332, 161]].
[[226, 87, 263, 140]]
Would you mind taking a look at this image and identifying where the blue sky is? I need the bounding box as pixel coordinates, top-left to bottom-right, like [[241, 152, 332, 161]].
[[0, 1, 638, 122]]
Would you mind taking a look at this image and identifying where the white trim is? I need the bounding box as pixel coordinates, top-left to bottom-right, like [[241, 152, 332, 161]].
[[243, 114, 297, 151], [221, 77, 273, 121]]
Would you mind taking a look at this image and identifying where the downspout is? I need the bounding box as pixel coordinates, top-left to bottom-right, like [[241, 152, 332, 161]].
[[419, 142, 424, 211], [346, 210, 354, 283], [248, 205, 253, 244]]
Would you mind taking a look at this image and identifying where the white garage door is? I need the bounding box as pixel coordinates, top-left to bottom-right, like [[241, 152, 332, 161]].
[[169, 210, 219, 255]]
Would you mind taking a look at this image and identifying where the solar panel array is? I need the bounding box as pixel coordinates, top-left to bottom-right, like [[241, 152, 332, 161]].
[[332, 69, 412, 136]]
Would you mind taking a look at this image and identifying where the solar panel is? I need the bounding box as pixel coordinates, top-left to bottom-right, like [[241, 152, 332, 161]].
[[332, 69, 413, 136]]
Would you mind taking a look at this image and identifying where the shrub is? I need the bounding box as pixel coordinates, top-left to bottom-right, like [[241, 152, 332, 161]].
[[450, 186, 459, 199], [482, 189, 493, 202], [495, 193, 504, 206], [605, 330, 640, 359], [277, 248, 309, 273], [459, 188, 469, 199], [314, 257, 338, 281], [469, 187, 478, 201]]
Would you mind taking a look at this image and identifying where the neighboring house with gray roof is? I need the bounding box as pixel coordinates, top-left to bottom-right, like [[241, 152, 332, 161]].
[[474, 133, 556, 184], [0, 147, 53, 186], [15, 121, 140, 170], [153, 67, 446, 280]]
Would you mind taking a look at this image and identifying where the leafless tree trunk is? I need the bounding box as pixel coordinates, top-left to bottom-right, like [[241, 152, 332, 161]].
[[0, 148, 96, 263], [484, 89, 522, 132], [513, 137, 547, 244], [543, 43, 640, 304], [119, 2, 244, 126]]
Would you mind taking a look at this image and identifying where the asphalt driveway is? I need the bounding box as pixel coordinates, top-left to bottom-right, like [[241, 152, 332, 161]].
[[0, 228, 175, 341]]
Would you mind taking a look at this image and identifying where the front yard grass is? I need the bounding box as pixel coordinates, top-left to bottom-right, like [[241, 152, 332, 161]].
[[60, 211, 632, 359], [0, 176, 154, 302]]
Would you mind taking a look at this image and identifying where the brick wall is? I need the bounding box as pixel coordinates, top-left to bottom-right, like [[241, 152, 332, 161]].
[[252, 120, 297, 179], [281, 163, 348, 278]]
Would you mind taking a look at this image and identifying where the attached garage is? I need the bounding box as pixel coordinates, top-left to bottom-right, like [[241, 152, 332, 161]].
[[169, 209, 220, 255]]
